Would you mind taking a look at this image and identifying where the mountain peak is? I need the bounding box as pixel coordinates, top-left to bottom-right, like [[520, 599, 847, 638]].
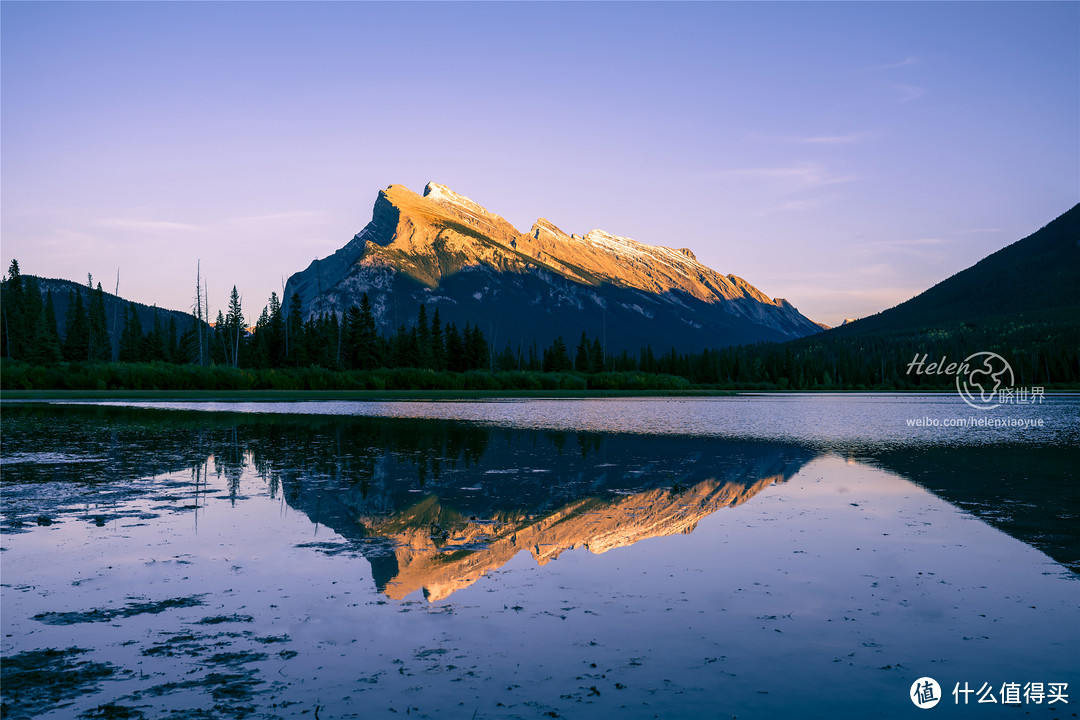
[[283, 182, 823, 350], [530, 218, 566, 240], [422, 182, 492, 217]]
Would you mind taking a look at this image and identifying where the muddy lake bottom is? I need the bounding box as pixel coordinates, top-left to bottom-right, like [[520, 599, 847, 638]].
[[1, 397, 1077, 719]]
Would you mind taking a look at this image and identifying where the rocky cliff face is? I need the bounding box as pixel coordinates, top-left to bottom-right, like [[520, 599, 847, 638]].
[[284, 183, 821, 351]]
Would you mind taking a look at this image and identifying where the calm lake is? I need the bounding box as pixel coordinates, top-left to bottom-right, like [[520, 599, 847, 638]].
[[1, 395, 1077, 719]]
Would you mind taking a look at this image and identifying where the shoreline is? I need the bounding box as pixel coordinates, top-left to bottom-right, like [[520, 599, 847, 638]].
[[3, 388, 1080, 402]]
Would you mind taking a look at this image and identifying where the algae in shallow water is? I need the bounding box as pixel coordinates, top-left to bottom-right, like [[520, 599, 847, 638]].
[[31, 595, 206, 625], [0, 647, 124, 720]]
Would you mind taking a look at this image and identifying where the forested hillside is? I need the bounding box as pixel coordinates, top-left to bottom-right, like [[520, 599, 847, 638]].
[[3, 201, 1078, 391]]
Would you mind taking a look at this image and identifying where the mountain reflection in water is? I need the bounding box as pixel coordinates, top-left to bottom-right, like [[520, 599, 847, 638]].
[[354, 461, 797, 601], [1, 405, 815, 600], [2, 403, 1075, 589]]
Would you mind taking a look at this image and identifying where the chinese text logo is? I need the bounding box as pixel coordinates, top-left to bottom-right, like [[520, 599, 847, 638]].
[[911, 677, 942, 709]]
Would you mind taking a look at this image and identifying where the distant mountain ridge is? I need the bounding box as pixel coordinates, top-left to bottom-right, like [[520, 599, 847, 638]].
[[720, 203, 1080, 390], [284, 183, 821, 352], [30, 276, 203, 356]]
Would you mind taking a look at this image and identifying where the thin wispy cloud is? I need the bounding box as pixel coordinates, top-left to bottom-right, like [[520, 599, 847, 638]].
[[721, 163, 858, 191], [763, 199, 826, 214], [856, 263, 897, 277], [47, 228, 98, 245], [94, 218, 202, 232], [760, 194, 843, 215], [41, 228, 119, 260], [788, 131, 877, 145], [221, 210, 321, 226], [748, 130, 877, 145], [857, 237, 947, 249], [854, 237, 949, 260], [92, 210, 321, 234], [862, 56, 919, 72], [892, 84, 927, 103]]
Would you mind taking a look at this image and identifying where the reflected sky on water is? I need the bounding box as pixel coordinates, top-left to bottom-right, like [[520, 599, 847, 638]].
[[1, 398, 1077, 719]]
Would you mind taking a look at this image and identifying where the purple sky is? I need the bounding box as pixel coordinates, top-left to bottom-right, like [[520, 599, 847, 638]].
[[3, 1, 1077, 327]]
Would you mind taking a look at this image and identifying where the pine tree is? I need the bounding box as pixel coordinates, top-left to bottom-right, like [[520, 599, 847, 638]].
[[251, 304, 271, 368], [62, 290, 90, 362], [328, 311, 342, 369], [213, 310, 227, 365], [543, 336, 571, 373], [119, 302, 144, 362], [178, 323, 200, 364], [343, 305, 361, 369], [167, 315, 180, 363], [640, 345, 657, 374], [286, 293, 304, 366], [21, 276, 44, 363], [405, 325, 421, 368], [589, 337, 605, 374], [144, 310, 163, 361], [267, 292, 285, 367], [527, 339, 541, 371], [495, 341, 516, 371], [1, 259, 26, 359], [462, 323, 488, 371], [553, 336, 569, 372], [575, 331, 590, 372], [358, 294, 379, 369], [444, 322, 464, 372], [29, 287, 61, 364], [430, 307, 445, 371], [87, 281, 111, 361], [225, 286, 244, 367], [416, 304, 431, 369]]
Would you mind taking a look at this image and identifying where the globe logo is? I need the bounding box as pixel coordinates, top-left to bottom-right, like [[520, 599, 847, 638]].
[[956, 351, 1014, 410]]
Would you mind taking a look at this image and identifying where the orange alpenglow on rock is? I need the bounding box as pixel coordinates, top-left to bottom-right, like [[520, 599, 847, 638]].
[[362, 474, 783, 602], [284, 182, 822, 351]]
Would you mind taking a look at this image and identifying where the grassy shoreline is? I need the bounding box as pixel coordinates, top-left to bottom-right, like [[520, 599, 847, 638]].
[[4, 360, 1077, 400], [0, 388, 742, 402], [4, 388, 1078, 402]]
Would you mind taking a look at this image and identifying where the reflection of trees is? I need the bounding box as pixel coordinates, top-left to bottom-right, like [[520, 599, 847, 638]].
[[1, 405, 218, 486], [3, 403, 815, 526], [861, 445, 1080, 572], [211, 427, 245, 501], [234, 419, 493, 519]]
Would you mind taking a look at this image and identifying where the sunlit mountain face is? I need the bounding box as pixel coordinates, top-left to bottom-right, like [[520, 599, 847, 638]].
[[284, 183, 821, 352]]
